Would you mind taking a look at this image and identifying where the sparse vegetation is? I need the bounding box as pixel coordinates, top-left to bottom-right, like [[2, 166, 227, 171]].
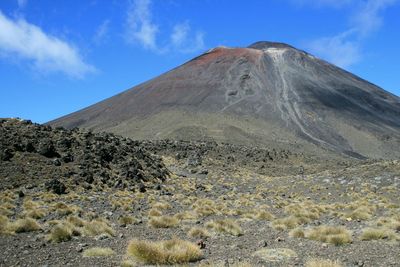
[[48, 223, 73, 242], [306, 225, 352, 245], [10, 218, 41, 233], [83, 247, 115, 257], [305, 258, 343, 267], [126, 238, 203, 264], [206, 219, 242, 236], [82, 219, 115, 237], [188, 227, 211, 239], [360, 227, 398, 241], [289, 227, 305, 238], [148, 215, 178, 228]]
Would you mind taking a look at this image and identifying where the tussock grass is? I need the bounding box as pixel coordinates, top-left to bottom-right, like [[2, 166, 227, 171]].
[[289, 227, 305, 238], [119, 216, 140, 226], [306, 225, 352, 245], [174, 211, 197, 221], [25, 208, 47, 219], [360, 227, 399, 241], [148, 209, 162, 217], [271, 216, 302, 230], [0, 206, 14, 217], [53, 202, 79, 216], [305, 258, 343, 267], [83, 247, 115, 257], [152, 202, 172, 210], [255, 210, 275, 220], [0, 215, 13, 234], [127, 238, 202, 264], [10, 218, 41, 233], [48, 223, 74, 242], [376, 216, 400, 231], [83, 219, 115, 237], [206, 219, 242, 236], [188, 227, 211, 239], [199, 261, 252, 267], [120, 259, 138, 267], [67, 215, 86, 227], [343, 206, 374, 220], [148, 216, 178, 228]]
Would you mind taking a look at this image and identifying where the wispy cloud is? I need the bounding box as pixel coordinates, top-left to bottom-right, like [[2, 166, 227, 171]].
[[308, 30, 361, 67], [300, 0, 397, 68], [125, 0, 205, 53], [126, 0, 158, 50], [171, 22, 205, 53], [352, 0, 397, 36], [93, 19, 110, 44], [0, 11, 95, 78]]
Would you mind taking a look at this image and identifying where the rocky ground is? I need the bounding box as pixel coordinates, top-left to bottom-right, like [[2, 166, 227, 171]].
[[1, 119, 399, 267]]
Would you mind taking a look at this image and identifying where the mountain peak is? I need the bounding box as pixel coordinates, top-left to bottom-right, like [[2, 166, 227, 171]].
[[248, 41, 295, 50]]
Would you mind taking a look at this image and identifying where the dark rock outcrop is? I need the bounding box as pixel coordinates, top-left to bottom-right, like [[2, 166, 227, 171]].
[[0, 118, 169, 190]]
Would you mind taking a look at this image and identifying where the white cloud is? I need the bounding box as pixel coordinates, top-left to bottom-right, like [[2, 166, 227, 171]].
[[125, 0, 205, 54], [308, 30, 361, 68], [94, 19, 110, 44], [171, 22, 205, 53], [303, 0, 397, 68], [352, 0, 397, 36], [126, 0, 158, 50], [0, 11, 95, 78]]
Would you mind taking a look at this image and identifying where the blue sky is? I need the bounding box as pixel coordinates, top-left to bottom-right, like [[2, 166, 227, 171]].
[[0, 0, 399, 123]]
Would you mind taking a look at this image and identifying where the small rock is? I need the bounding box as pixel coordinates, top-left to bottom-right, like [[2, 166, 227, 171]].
[[45, 179, 67, 194], [196, 239, 206, 249]]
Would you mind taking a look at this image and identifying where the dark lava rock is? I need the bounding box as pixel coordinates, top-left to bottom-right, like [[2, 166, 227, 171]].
[[0, 119, 169, 190], [0, 148, 14, 161], [45, 179, 67, 195]]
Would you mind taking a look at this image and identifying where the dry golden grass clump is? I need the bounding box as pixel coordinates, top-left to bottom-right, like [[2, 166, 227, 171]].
[[127, 238, 203, 264], [305, 225, 352, 245], [82, 219, 115, 237], [148, 215, 178, 228], [289, 227, 305, 238], [198, 261, 252, 267], [53, 202, 80, 216], [376, 216, 400, 231], [193, 199, 218, 217], [48, 223, 75, 242], [174, 211, 197, 221], [305, 258, 343, 267], [0, 215, 13, 234], [23, 199, 43, 210], [360, 227, 399, 241], [152, 202, 172, 210], [255, 210, 275, 221], [188, 227, 211, 239], [67, 215, 86, 227], [271, 216, 302, 230], [24, 208, 47, 219], [343, 205, 374, 221], [148, 208, 163, 217], [206, 219, 242, 236], [83, 247, 115, 257], [10, 218, 41, 233], [118, 215, 140, 226]]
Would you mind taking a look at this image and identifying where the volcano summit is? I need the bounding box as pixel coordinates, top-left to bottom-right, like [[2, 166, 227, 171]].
[[50, 41, 400, 159]]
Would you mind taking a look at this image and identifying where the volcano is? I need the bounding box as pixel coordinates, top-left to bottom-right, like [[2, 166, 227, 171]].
[[49, 41, 400, 159]]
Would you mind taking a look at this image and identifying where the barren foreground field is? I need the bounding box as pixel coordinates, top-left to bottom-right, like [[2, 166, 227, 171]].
[[1, 144, 399, 266]]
